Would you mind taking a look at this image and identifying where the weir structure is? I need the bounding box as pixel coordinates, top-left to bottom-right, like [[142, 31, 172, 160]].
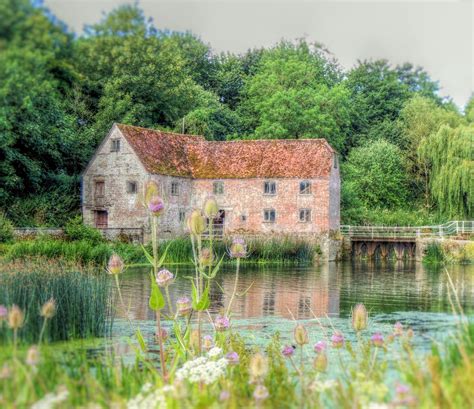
[[340, 221, 473, 259]]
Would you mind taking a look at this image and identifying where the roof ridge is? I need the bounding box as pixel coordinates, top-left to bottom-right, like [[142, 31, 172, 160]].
[[116, 123, 204, 139]]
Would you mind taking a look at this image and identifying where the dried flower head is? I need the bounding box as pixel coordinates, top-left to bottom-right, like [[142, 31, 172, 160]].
[[229, 237, 247, 258], [313, 352, 328, 372], [352, 303, 368, 332], [225, 351, 240, 365], [249, 353, 268, 380], [314, 341, 327, 354], [40, 298, 56, 319], [331, 332, 344, 349], [156, 269, 174, 287], [253, 385, 269, 401], [214, 315, 230, 332], [156, 327, 168, 342], [107, 253, 124, 275], [187, 210, 206, 236], [148, 195, 165, 216], [371, 332, 384, 347], [26, 345, 40, 366], [203, 197, 219, 218], [176, 296, 192, 316], [282, 345, 295, 358], [8, 305, 24, 330], [202, 334, 214, 351], [294, 324, 309, 346], [199, 248, 214, 267]]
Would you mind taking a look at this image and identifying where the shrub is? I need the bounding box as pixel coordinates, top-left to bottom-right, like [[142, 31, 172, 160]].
[[0, 213, 14, 243], [64, 216, 104, 244], [423, 242, 445, 264]]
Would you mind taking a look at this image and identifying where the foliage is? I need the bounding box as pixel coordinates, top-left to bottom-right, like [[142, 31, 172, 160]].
[[422, 242, 446, 265], [64, 216, 104, 244], [341, 206, 442, 226], [0, 213, 14, 243]]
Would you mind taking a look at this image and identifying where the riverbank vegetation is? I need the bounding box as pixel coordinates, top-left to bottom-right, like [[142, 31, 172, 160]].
[[422, 240, 474, 265], [0, 0, 472, 228]]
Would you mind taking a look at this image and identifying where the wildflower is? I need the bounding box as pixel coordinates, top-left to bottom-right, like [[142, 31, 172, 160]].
[[107, 253, 124, 275], [226, 351, 240, 365], [282, 345, 295, 357], [148, 195, 164, 216], [394, 322, 403, 336], [331, 332, 344, 349], [176, 296, 192, 316], [156, 328, 168, 342], [176, 356, 228, 384], [229, 237, 247, 258], [395, 383, 416, 406], [26, 345, 40, 366], [0, 305, 7, 321], [187, 210, 206, 235], [294, 324, 309, 346], [314, 341, 327, 354], [253, 385, 269, 401], [371, 332, 384, 347], [309, 379, 337, 393], [214, 315, 230, 331], [40, 298, 56, 319], [219, 390, 230, 402], [8, 305, 24, 330], [352, 303, 368, 332], [313, 352, 328, 372], [395, 384, 410, 396], [202, 334, 214, 351], [156, 269, 174, 287], [249, 353, 268, 380], [127, 383, 168, 409], [208, 346, 223, 358], [199, 248, 214, 267], [203, 197, 219, 218]]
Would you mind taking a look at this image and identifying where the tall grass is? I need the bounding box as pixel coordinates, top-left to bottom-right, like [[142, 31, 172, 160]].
[[422, 242, 446, 265], [0, 269, 111, 343]]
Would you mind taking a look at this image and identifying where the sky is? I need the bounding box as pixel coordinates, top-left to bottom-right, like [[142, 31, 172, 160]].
[[44, 0, 473, 108]]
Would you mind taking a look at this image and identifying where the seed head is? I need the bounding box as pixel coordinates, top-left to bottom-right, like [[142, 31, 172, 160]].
[[199, 248, 214, 267], [225, 351, 240, 365], [331, 332, 344, 349], [313, 352, 328, 372], [371, 332, 384, 347], [249, 353, 268, 379], [26, 345, 40, 366], [40, 298, 56, 319], [314, 341, 327, 354], [352, 303, 368, 332], [253, 385, 269, 401], [148, 195, 165, 216], [187, 210, 206, 235], [156, 327, 168, 342], [202, 334, 214, 351], [229, 237, 247, 258], [282, 345, 295, 358], [214, 315, 230, 332], [294, 324, 309, 346], [107, 253, 124, 275], [8, 305, 24, 330], [156, 269, 174, 287], [176, 296, 192, 316], [203, 197, 219, 218]]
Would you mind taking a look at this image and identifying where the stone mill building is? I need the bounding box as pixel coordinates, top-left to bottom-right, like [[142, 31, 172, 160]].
[[81, 123, 340, 241]]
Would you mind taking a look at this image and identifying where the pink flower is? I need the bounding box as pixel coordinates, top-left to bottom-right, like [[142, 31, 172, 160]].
[[214, 315, 230, 331], [107, 253, 124, 275], [203, 335, 214, 350], [219, 390, 230, 401], [331, 332, 345, 349], [371, 332, 384, 347], [156, 269, 174, 287], [156, 327, 168, 341], [229, 237, 247, 258], [148, 196, 164, 216], [226, 351, 240, 365], [282, 345, 295, 357], [394, 322, 403, 336], [314, 341, 327, 354], [176, 296, 192, 316]]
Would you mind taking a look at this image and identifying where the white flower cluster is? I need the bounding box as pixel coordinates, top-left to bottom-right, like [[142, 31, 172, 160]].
[[31, 387, 69, 409], [175, 355, 228, 385], [309, 379, 338, 393], [127, 383, 173, 409], [207, 346, 222, 358]]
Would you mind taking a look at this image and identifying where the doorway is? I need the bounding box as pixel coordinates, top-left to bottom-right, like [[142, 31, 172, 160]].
[[94, 210, 108, 228]]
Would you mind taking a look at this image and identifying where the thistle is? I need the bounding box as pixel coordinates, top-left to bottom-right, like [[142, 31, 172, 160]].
[[8, 305, 24, 330], [40, 298, 56, 319], [229, 237, 247, 258], [107, 253, 124, 275], [214, 315, 230, 332], [313, 341, 327, 354], [156, 269, 174, 287], [249, 353, 268, 380], [371, 332, 384, 347], [352, 303, 368, 332], [294, 324, 309, 346], [282, 345, 295, 357], [176, 296, 192, 316], [148, 195, 165, 216], [202, 334, 214, 351], [394, 321, 403, 336], [225, 351, 240, 365], [331, 332, 344, 349], [187, 210, 206, 235]]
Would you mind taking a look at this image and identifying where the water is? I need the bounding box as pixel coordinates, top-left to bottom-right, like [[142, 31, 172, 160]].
[[112, 261, 474, 352]]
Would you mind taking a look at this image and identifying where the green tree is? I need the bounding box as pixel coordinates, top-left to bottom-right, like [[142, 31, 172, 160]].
[[465, 95, 474, 123], [343, 139, 409, 209]]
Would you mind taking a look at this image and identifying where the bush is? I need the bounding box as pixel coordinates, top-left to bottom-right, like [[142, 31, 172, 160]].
[[423, 242, 446, 265], [64, 216, 104, 244], [0, 214, 14, 243]]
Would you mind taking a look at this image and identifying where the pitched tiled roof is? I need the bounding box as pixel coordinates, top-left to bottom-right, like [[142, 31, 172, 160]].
[[117, 123, 335, 179]]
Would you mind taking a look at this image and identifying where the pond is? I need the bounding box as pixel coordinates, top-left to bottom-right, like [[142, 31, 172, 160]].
[[111, 261, 474, 355]]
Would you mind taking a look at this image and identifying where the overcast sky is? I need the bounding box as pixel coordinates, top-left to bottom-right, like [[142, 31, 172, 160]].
[[44, 0, 473, 108]]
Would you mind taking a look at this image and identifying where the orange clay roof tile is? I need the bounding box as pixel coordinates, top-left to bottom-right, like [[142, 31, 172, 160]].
[[117, 123, 334, 179]]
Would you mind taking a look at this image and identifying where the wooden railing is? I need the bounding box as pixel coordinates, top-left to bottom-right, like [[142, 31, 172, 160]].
[[340, 221, 473, 240]]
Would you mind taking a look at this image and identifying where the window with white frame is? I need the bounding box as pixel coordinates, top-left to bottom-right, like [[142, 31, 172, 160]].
[[179, 210, 186, 222], [110, 139, 120, 152], [263, 209, 276, 223], [171, 181, 179, 196], [263, 181, 276, 195], [213, 181, 224, 195], [299, 209, 311, 222], [299, 180, 311, 195]]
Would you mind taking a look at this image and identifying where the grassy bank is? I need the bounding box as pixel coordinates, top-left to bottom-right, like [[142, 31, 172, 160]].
[[1, 236, 320, 266], [422, 240, 474, 265]]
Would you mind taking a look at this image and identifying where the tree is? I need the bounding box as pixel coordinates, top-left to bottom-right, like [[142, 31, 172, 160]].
[[342, 140, 409, 209], [418, 124, 473, 219], [465, 95, 474, 123]]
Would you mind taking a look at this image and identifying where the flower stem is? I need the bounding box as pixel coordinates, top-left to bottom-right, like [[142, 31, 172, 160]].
[[225, 257, 240, 317]]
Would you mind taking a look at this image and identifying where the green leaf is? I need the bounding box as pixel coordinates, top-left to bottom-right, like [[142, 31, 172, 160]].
[[210, 255, 225, 279], [157, 242, 172, 268], [149, 273, 165, 311], [141, 244, 155, 266], [135, 328, 147, 353]]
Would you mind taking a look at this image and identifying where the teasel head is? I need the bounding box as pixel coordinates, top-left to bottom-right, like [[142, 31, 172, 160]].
[[107, 253, 124, 275], [199, 248, 214, 267], [249, 353, 268, 380], [8, 305, 24, 330], [331, 331, 345, 349], [203, 197, 219, 219], [294, 324, 309, 346], [253, 385, 269, 402], [313, 352, 328, 372], [0, 305, 7, 322], [156, 269, 174, 287], [202, 334, 214, 351], [371, 332, 384, 347], [144, 180, 160, 206], [351, 303, 368, 332], [26, 345, 40, 366], [187, 210, 206, 236], [40, 298, 56, 319], [176, 296, 192, 316], [229, 237, 247, 258], [148, 195, 165, 217]]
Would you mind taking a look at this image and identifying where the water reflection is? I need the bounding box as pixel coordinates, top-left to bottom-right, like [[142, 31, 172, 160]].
[[117, 261, 474, 323]]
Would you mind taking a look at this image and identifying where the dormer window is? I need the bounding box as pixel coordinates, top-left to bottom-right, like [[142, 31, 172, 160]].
[[299, 181, 311, 195], [263, 181, 276, 195], [111, 139, 120, 152]]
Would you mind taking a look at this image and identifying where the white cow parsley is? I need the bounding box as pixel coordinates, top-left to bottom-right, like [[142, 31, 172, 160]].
[[176, 356, 228, 384]]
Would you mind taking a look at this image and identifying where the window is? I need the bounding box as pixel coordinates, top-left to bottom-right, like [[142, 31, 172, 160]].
[[213, 181, 224, 195], [299, 181, 311, 195], [179, 210, 186, 222], [240, 214, 247, 222], [299, 209, 311, 222], [110, 139, 120, 152], [94, 181, 105, 197], [263, 181, 276, 195], [263, 209, 276, 223], [171, 182, 179, 196], [127, 181, 137, 194]]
